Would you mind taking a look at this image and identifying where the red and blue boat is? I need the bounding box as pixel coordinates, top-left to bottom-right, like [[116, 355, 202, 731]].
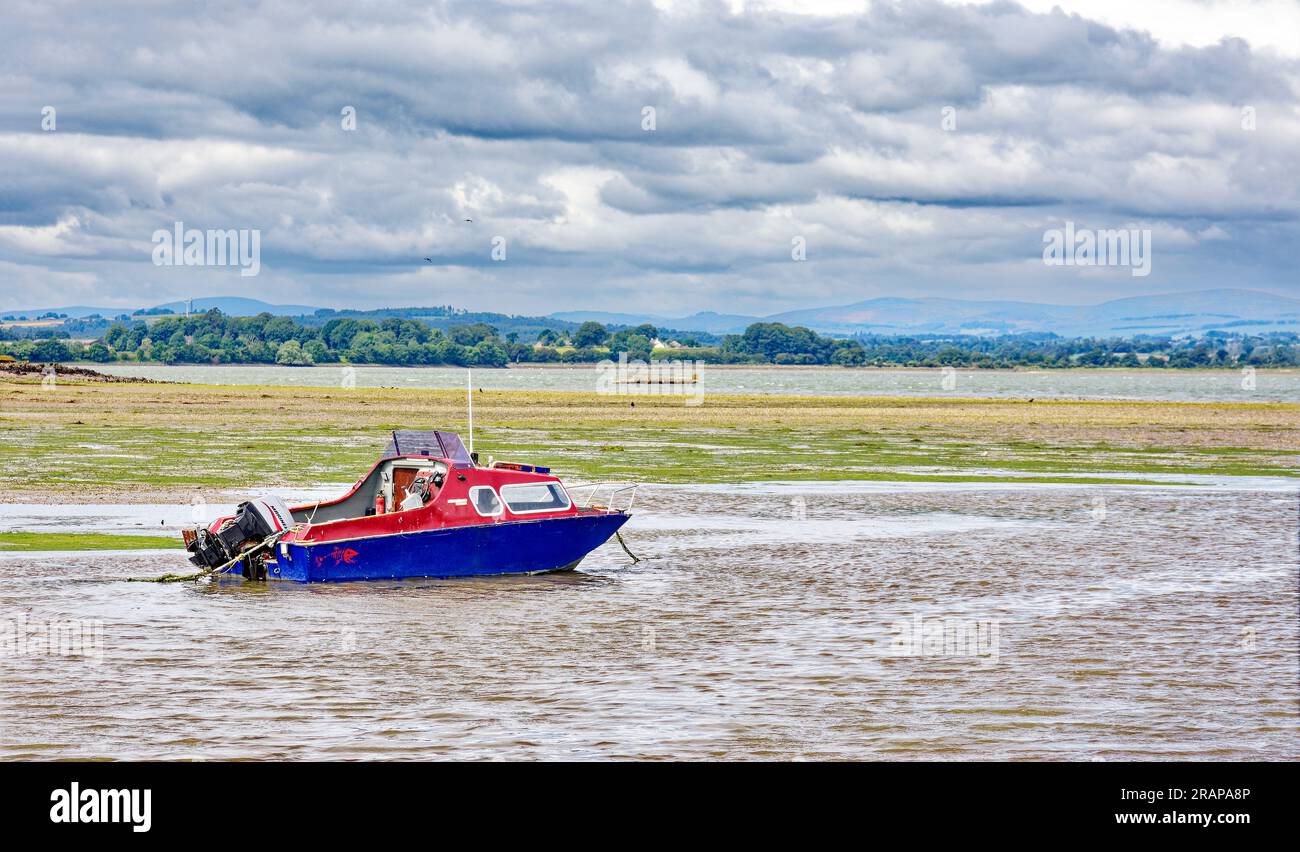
[[183, 430, 633, 582]]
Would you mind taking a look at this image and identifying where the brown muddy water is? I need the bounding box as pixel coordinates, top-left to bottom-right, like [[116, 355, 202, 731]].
[[1, 482, 1296, 760]]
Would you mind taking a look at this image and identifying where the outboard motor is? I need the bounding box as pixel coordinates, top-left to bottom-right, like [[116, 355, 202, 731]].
[[185, 495, 295, 578]]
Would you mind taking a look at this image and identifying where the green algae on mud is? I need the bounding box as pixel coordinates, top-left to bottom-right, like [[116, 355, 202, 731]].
[[1, 379, 1297, 497], [0, 532, 182, 551]]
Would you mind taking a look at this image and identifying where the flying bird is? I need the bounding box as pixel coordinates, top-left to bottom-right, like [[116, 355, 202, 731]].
[[424, 257, 433, 263]]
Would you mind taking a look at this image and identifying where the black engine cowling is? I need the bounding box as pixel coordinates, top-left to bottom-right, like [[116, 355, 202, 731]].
[[185, 495, 294, 570]]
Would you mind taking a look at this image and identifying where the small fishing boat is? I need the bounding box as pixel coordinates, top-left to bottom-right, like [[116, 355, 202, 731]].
[[182, 430, 634, 582]]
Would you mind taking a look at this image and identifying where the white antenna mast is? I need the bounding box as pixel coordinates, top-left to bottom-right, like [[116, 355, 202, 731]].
[[467, 368, 474, 457]]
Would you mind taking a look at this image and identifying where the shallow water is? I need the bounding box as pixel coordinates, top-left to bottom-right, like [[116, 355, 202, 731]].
[[85, 363, 1300, 402], [0, 482, 1296, 760]]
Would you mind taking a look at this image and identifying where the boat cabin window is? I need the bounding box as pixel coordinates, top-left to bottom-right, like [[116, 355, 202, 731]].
[[468, 486, 503, 517], [500, 482, 571, 514]]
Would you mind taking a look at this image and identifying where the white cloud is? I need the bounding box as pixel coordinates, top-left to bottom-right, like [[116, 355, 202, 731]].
[[990, 0, 1300, 56], [0, 0, 1296, 314]]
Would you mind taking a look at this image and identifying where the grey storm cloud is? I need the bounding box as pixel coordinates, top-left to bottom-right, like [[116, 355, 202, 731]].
[[0, 0, 1296, 315]]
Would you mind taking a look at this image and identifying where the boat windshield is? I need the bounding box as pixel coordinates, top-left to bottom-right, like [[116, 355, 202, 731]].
[[383, 430, 474, 466]]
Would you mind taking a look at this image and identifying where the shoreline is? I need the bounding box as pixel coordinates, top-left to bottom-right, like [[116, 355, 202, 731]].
[[64, 360, 1300, 374], [11, 374, 1300, 407]]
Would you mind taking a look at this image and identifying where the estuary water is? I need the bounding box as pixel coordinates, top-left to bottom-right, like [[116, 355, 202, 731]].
[[0, 481, 1295, 760], [84, 363, 1300, 402]]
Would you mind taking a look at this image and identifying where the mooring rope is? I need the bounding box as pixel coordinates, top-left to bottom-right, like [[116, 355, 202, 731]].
[[615, 530, 641, 564], [128, 531, 287, 583]]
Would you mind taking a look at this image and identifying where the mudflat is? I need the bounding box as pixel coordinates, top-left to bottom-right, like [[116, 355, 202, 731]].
[[2, 378, 1296, 503]]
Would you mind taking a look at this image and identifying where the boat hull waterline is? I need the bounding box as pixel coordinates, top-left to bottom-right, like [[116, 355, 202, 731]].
[[259, 512, 629, 582]]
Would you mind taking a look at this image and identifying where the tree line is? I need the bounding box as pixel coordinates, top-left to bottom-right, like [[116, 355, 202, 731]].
[[2, 309, 1297, 368]]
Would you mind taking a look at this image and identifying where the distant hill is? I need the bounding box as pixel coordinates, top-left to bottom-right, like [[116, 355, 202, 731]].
[[551, 309, 759, 335], [150, 296, 321, 316], [2, 305, 118, 319], [4, 296, 321, 320], [553, 289, 1300, 338], [10, 288, 1298, 339]]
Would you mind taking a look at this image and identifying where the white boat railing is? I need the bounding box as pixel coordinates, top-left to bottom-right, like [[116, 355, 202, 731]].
[[565, 481, 640, 514]]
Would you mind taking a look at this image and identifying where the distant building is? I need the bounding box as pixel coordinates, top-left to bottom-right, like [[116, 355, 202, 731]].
[[651, 337, 685, 349]]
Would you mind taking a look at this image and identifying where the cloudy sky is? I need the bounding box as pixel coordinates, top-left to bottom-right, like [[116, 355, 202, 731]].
[[1, 0, 1297, 316]]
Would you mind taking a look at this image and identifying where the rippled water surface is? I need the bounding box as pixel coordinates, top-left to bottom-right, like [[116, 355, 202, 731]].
[[1, 482, 1296, 760], [86, 363, 1300, 402]]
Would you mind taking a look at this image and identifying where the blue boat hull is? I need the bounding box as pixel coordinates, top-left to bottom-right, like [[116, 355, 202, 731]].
[[257, 512, 630, 582]]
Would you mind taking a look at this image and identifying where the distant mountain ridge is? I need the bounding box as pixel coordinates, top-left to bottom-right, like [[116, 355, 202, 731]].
[[553, 289, 1300, 338], [150, 296, 320, 316], [5, 296, 321, 319], [551, 309, 761, 335], [8, 289, 1297, 338], [3, 305, 119, 319]]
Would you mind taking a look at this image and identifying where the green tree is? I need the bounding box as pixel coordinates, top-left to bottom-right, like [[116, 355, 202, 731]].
[[439, 341, 469, 366], [31, 337, 70, 363], [725, 323, 829, 363], [573, 321, 608, 348], [613, 333, 653, 361], [263, 316, 300, 344], [447, 323, 498, 346], [469, 341, 508, 367], [831, 341, 866, 366], [304, 339, 330, 363], [276, 340, 314, 366], [322, 318, 369, 350], [85, 341, 113, 362]]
